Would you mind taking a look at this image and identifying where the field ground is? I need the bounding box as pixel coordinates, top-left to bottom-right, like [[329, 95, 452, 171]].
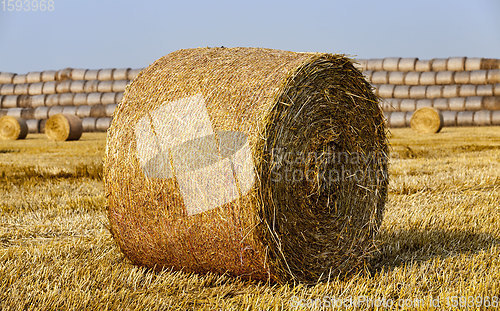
[[0, 127, 499, 310]]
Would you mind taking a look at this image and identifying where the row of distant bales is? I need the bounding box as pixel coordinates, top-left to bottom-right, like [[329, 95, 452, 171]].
[[0, 56, 498, 140]]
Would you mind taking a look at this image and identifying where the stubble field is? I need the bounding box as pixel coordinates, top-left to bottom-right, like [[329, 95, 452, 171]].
[[0, 127, 499, 310]]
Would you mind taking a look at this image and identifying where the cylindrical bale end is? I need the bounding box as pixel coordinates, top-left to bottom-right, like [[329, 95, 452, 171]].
[[389, 112, 406, 127], [45, 114, 83, 141], [447, 57, 466, 71], [98, 69, 115, 81], [464, 58, 482, 71], [34, 107, 49, 119], [473, 110, 491, 126], [56, 68, 72, 81], [96, 117, 112, 132], [0, 116, 28, 140], [84, 70, 99, 80], [483, 96, 500, 110], [76, 105, 92, 118], [448, 97, 465, 110], [26, 72, 42, 83], [26, 119, 40, 133], [442, 111, 457, 126], [431, 58, 448, 71], [41, 70, 57, 82], [371, 72, 389, 84], [70, 69, 87, 81], [382, 57, 400, 71], [398, 58, 417, 71], [435, 71, 454, 84], [469, 70, 488, 85], [399, 99, 415, 111], [476, 85, 494, 97], [464, 97, 483, 110], [456, 111, 474, 126], [0, 72, 15, 84], [404, 72, 420, 85], [410, 107, 443, 134], [388, 72, 405, 85], [127, 69, 143, 80], [112, 68, 131, 81], [492, 111, 500, 125], [415, 59, 432, 72], [433, 98, 448, 110], [82, 117, 96, 132]]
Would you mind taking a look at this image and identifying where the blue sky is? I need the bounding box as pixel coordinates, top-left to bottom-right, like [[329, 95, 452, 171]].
[[0, 0, 499, 73]]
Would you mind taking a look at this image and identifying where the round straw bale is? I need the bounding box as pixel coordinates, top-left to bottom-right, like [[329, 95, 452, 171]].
[[70, 81, 86, 93], [62, 106, 77, 116], [492, 111, 500, 125], [56, 68, 72, 81], [381, 99, 400, 112], [41, 70, 57, 82], [83, 80, 100, 93], [398, 58, 417, 71], [389, 112, 406, 127], [426, 85, 443, 99], [101, 93, 117, 105], [105, 48, 389, 284], [112, 68, 131, 81], [34, 106, 49, 119], [416, 99, 433, 109], [59, 93, 75, 106], [17, 95, 31, 108], [39, 119, 46, 133], [371, 72, 389, 84], [393, 85, 410, 98], [28, 82, 44, 95], [115, 92, 124, 104], [13, 74, 28, 84], [473, 110, 491, 126], [30, 95, 46, 108], [404, 111, 413, 126], [56, 80, 72, 93], [87, 93, 102, 105], [442, 111, 457, 126], [42, 81, 57, 94], [476, 85, 493, 97], [399, 99, 415, 111], [388, 72, 405, 85], [97, 81, 114, 93], [82, 117, 96, 132], [365, 59, 384, 71], [45, 114, 82, 141], [76, 105, 92, 118], [435, 71, 454, 84], [382, 57, 400, 71], [456, 111, 474, 126], [464, 97, 482, 110], [26, 119, 40, 133], [1, 95, 19, 108], [454, 71, 470, 84], [480, 59, 500, 70], [45, 94, 60, 107], [48, 106, 64, 117], [447, 57, 466, 71], [0, 72, 15, 84], [410, 107, 443, 134], [14, 84, 29, 95], [0, 84, 15, 95], [487, 69, 500, 84], [105, 104, 117, 116], [70, 69, 87, 81], [377, 84, 394, 98], [459, 85, 476, 97], [7, 108, 23, 118], [84, 69, 99, 80], [127, 69, 143, 80], [404, 72, 420, 85], [98, 69, 115, 81], [96, 117, 111, 131], [483, 96, 500, 110], [433, 98, 449, 110], [442, 85, 459, 98], [419, 72, 436, 85], [409, 86, 427, 98], [448, 97, 465, 110], [431, 58, 448, 71], [73, 93, 88, 106], [415, 59, 432, 72], [0, 116, 28, 140], [26, 72, 42, 83], [90, 105, 106, 117], [112, 80, 128, 93], [469, 70, 487, 85], [16, 108, 31, 120], [464, 58, 482, 71]]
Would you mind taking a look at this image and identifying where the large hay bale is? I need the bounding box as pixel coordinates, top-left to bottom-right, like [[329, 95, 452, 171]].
[[410, 107, 443, 134], [104, 47, 389, 284], [45, 114, 82, 141], [0, 116, 28, 140]]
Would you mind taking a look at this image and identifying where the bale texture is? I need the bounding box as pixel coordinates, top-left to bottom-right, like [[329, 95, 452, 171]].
[[0, 116, 28, 140], [104, 47, 389, 284], [45, 113, 82, 141], [410, 107, 443, 134]]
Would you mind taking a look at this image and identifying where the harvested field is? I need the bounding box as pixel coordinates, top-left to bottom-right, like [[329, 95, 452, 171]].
[[0, 127, 499, 310]]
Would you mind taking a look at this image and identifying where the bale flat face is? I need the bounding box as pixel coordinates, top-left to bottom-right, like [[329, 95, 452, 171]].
[[410, 107, 443, 134], [105, 47, 388, 284], [45, 114, 83, 141], [0, 116, 28, 140]]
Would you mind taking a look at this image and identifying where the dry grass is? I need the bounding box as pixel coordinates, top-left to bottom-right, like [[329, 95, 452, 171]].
[[0, 127, 499, 310]]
